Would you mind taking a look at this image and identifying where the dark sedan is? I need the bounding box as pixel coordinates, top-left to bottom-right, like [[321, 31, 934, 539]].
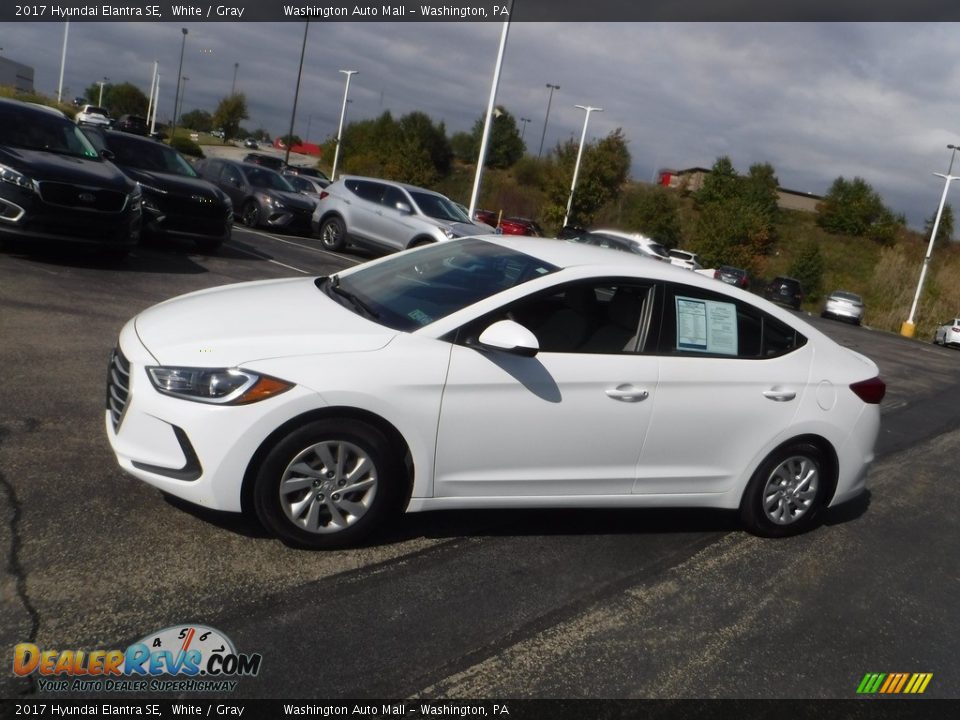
[[83, 128, 232, 252], [0, 97, 141, 257], [196, 158, 315, 232]]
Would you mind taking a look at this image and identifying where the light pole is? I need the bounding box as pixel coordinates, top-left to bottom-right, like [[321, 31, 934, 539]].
[[97, 77, 109, 106], [57, 22, 69, 104], [170, 27, 188, 142], [538, 83, 559, 159], [231, 62, 239, 94], [563, 104, 603, 228], [330, 69, 358, 181], [284, 22, 310, 166], [177, 76, 189, 125], [519, 117, 531, 142], [901, 143, 960, 338]]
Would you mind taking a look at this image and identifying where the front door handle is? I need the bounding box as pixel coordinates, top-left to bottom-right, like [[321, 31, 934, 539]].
[[605, 385, 649, 402], [763, 388, 797, 402]]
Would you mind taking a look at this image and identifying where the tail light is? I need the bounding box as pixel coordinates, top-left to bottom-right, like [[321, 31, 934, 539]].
[[319, 191, 329, 201], [849, 377, 886, 404], [713, 269, 719, 279]]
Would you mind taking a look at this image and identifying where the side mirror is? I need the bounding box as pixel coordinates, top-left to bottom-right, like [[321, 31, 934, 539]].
[[395, 201, 413, 215], [99, 149, 115, 161], [476, 320, 539, 358]]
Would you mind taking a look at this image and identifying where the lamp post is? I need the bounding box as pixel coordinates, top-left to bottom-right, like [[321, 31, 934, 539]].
[[231, 62, 239, 94], [330, 69, 358, 181], [537, 83, 559, 159], [284, 22, 310, 166], [562, 104, 603, 228], [901, 143, 960, 337], [519, 117, 531, 142], [177, 76, 189, 125], [170, 27, 188, 142], [57, 22, 69, 104], [97, 77, 109, 106]]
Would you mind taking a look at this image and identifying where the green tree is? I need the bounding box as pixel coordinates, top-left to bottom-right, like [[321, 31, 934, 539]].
[[468, 106, 525, 169], [542, 128, 631, 229], [279, 134, 303, 148], [923, 203, 955, 244], [212, 93, 249, 142], [694, 156, 739, 206], [817, 176, 897, 239], [619, 185, 681, 248], [450, 131, 474, 162], [789, 239, 825, 303], [180, 109, 213, 132], [84, 82, 148, 117]]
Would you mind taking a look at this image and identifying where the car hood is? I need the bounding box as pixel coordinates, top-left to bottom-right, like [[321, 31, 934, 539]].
[[420, 216, 480, 237], [260, 188, 315, 212], [0, 146, 132, 189], [120, 166, 228, 204], [134, 277, 395, 367]]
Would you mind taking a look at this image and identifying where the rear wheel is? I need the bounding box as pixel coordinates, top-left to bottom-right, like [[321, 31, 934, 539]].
[[740, 442, 827, 538], [253, 419, 405, 549], [319, 217, 346, 251]]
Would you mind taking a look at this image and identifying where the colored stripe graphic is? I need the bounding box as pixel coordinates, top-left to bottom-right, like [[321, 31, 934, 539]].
[[857, 672, 932, 694]]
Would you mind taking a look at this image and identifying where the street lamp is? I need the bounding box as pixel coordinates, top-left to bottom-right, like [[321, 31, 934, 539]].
[[562, 104, 603, 228], [284, 22, 310, 165], [177, 76, 189, 125], [901, 143, 960, 337], [231, 62, 239, 94], [57, 22, 69, 104], [97, 77, 109, 106], [170, 27, 188, 142], [538, 83, 559, 159], [519, 117, 531, 142], [330, 69, 358, 181]]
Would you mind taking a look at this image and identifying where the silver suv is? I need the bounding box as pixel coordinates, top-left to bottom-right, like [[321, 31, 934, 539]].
[[311, 176, 486, 252]]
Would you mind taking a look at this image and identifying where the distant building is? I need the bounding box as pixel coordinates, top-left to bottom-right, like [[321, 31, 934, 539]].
[[0, 57, 35, 93], [657, 167, 823, 213]]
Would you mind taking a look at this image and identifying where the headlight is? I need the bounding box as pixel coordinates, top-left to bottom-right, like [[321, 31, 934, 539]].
[[257, 193, 284, 209], [146, 367, 294, 405], [442, 227, 457, 239], [0, 163, 38, 193]]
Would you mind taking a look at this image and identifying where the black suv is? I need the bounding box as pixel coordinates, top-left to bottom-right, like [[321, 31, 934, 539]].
[[0, 98, 141, 256], [114, 114, 149, 136], [242, 153, 286, 171], [764, 276, 804, 310]]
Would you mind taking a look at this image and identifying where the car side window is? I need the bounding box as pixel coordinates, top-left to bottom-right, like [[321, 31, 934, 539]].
[[381, 186, 408, 211], [659, 284, 806, 359], [456, 280, 658, 355], [221, 164, 242, 187], [348, 180, 384, 204]]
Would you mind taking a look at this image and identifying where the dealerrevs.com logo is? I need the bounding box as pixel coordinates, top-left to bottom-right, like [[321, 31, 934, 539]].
[[13, 625, 262, 693]]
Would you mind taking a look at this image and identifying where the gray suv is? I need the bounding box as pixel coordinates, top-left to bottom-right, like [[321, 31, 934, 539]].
[[311, 176, 487, 253]]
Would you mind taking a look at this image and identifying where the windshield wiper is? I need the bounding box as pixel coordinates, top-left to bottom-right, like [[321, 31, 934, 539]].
[[322, 275, 380, 320]]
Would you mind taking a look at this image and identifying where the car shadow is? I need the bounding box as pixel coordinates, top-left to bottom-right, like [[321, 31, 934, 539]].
[[0, 238, 211, 274]]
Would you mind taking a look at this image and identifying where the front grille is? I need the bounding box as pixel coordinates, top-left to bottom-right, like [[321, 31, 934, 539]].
[[38, 182, 127, 213], [106, 347, 131, 431]]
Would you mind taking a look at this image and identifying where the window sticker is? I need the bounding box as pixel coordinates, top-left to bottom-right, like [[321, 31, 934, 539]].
[[676, 295, 738, 355], [407, 309, 433, 326]]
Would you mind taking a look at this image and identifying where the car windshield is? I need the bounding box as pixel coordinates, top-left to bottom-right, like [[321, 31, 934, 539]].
[[831, 291, 862, 302], [105, 134, 198, 177], [409, 190, 471, 223], [243, 166, 294, 191], [323, 238, 559, 332], [83, 106, 108, 116], [0, 105, 100, 159]]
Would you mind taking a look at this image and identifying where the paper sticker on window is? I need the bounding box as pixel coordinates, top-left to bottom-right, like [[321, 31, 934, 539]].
[[676, 295, 737, 355], [407, 309, 433, 326]]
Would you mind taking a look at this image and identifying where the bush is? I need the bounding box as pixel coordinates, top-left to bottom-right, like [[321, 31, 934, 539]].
[[788, 240, 824, 303], [169, 136, 204, 158]]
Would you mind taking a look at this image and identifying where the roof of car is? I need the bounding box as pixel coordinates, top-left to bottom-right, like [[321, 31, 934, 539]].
[[339, 175, 446, 197]]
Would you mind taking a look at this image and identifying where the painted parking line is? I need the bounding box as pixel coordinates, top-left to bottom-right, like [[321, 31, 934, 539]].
[[230, 225, 362, 265]]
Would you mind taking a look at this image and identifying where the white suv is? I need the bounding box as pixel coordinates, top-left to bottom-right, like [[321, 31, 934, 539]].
[[75, 104, 112, 128], [311, 176, 488, 253]]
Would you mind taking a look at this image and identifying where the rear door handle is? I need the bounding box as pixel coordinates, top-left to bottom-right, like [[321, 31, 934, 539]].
[[605, 385, 650, 402], [763, 388, 797, 402]]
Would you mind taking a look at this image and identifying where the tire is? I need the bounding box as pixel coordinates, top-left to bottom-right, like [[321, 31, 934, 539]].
[[739, 442, 827, 538], [319, 216, 346, 251], [253, 419, 405, 549], [241, 200, 260, 228]]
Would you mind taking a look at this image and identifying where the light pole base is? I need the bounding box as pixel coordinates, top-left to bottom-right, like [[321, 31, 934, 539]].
[[900, 321, 916, 338]]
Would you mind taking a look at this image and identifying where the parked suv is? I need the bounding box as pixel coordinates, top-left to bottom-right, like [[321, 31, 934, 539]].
[[75, 104, 112, 128], [764, 276, 804, 310], [312, 176, 485, 252], [0, 97, 141, 256], [114, 114, 149, 136]]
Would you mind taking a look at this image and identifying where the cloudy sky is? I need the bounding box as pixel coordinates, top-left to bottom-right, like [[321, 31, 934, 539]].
[[6, 20, 960, 230]]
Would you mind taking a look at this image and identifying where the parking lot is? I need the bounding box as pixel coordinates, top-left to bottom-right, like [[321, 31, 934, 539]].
[[2, 226, 959, 700]]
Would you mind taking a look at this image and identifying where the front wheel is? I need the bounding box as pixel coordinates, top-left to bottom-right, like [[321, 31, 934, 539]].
[[241, 200, 261, 228], [253, 419, 405, 549], [739, 442, 828, 538]]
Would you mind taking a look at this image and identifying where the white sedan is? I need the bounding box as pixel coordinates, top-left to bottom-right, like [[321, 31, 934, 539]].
[[106, 237, 885, 549], [933, 318, 960, 347]]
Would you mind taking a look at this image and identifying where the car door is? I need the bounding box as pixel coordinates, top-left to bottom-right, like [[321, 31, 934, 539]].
[[343, 179, 387, 246], [434, 280, 660, 498], [634, 282, 813, 495], [218, 163, 247, 208]]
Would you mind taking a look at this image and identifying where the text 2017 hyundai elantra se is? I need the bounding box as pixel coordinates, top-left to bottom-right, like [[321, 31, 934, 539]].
[[106, 237, 884, 548]]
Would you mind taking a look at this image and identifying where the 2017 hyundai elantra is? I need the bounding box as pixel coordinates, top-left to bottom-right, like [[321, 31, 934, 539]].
[[106, 237, 884, 549]]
